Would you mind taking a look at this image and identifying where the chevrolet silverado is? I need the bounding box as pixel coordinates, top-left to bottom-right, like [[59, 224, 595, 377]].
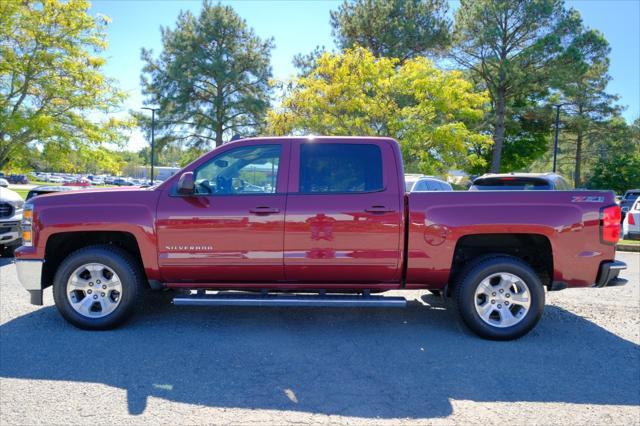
[[15, 137, 626, 340]]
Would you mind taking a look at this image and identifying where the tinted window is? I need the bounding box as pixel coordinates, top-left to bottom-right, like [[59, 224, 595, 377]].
[[299, 144, 383, 193], [194, 145, 281, 195], [471, 178, 551, 191], [624, 192, 640, 201], [411, 180, 426, 191]]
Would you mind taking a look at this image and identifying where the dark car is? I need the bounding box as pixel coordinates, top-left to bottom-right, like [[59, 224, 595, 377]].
[[113, 178, 135, 186], [469, 173, 572, 191], [26, 185, 82, 201], [7, 174, 30, 185]]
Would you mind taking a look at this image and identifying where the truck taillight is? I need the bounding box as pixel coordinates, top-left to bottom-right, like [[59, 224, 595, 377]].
[[600, 205, 621, 244]]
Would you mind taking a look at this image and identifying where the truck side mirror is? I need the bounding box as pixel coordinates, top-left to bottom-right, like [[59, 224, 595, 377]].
[[177, 172, 195, 195]]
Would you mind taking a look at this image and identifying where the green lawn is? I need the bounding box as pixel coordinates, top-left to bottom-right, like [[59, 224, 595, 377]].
[[619, 239, 640, 246], [15, 189, 29, 200]]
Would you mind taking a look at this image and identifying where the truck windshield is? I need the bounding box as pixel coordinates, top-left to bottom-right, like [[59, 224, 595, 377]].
[[471, 178, 552, 191]]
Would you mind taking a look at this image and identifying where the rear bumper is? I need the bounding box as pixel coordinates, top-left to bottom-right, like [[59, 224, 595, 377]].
[[595, 260, 627, 288], [624, 231, 640, 240]]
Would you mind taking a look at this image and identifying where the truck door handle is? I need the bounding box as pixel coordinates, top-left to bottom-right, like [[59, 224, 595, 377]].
[[249, 206, 280, 214], [365, 206, 394, 213]]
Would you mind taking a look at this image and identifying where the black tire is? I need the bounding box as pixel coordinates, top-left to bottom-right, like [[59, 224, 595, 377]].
[[454, 255, 545, 340], [52, 245, 144, 330], [0, 243, 18, 258]]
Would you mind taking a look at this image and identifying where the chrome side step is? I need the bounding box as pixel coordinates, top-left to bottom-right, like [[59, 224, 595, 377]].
[[172, 292, 407, 308]]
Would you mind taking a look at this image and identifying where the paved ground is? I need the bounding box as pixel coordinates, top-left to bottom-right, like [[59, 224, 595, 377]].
[[1, 252, 638, 425]]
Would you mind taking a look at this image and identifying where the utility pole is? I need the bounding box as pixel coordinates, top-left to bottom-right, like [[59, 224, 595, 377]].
[[141, 107, 159, 184], [552, 103, 568, 173]]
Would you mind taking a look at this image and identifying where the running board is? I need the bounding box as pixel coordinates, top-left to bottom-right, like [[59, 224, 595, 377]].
[[172, 293, 407, 308]]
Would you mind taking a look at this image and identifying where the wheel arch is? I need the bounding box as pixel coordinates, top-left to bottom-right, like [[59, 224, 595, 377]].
[[449, 233, 553, 295], [42, 231, 147, 290]]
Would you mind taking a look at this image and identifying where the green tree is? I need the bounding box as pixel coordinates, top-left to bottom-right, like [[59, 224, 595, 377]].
[[587, 153, 640, 194], [556, 32, 619, 187], [140, 1, 274, 148], [268, 47, 491, 174], [452, 0, 599, 173], [0, 0, 130, 169], [330, 0, 450, 62]]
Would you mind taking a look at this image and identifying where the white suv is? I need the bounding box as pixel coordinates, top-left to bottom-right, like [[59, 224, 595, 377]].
[[0, 187, 24, 256], [622, 199, 639, 240]]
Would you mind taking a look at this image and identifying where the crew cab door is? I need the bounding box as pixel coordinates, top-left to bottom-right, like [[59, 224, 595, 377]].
[[156, 141, 290, 283], [283, 140, 403, 284]]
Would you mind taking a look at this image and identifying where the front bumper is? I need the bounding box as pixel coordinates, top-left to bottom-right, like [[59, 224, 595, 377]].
[[595, 260, 627, 288], [15, 259, 45, 305]]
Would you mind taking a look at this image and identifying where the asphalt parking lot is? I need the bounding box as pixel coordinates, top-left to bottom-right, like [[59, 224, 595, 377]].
[[1, 252, 638, 425]]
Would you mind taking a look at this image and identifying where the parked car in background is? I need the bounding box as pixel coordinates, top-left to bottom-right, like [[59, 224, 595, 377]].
[[0, 186, 24, 256], [0, 178, 8, 188], [7, 174, 29, 185], [404, 174, 425, 192], [114, 177, 135, 186], [620, 189, 640, 220], [64, 178, 91, 187], [26, 185, 84, 201], [47, 175, 64, 184], [409, 176, 453, 192], [469, 173, 572, 191], [622, 199, 639, 240]]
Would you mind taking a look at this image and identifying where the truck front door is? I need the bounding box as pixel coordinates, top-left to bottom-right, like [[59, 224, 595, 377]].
[[283, 140, 403, 284], [156, 141, 289, 283]]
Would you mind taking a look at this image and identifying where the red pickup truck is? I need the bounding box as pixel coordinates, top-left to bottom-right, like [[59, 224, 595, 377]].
[[15, 137, 626, 340]]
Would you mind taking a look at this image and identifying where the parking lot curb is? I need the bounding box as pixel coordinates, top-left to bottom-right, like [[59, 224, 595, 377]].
[[617, 244, 640, 253]]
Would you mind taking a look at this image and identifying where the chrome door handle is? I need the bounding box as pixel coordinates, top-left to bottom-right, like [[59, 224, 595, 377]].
[[365, 206, 394, 213], [249, 207, 280, 214]]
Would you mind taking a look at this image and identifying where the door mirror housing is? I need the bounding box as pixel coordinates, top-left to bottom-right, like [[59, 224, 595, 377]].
[[177, 172, 195, 195]]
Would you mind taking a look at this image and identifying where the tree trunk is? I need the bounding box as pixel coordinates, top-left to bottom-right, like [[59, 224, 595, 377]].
[[491, 89, 506, 173], [574, 130, 583, 188], [215, 122, 224, 147]]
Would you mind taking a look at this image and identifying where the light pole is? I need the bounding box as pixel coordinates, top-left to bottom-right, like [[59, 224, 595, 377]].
[[141, 107, 159, 184], [552, 103, 568, 173]]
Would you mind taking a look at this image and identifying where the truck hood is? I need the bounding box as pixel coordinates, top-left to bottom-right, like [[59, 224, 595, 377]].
[[0, 187, 23, 203], [28, 186, 159, 208]]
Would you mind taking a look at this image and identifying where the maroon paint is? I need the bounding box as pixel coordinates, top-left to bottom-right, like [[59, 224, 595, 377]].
[[15, 137, 618, 290]]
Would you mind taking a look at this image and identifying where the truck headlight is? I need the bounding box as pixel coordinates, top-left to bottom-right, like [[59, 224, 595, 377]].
[[22, 203, 33, 246]]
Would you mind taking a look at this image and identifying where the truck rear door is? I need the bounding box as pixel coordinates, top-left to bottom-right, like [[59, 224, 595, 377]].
[[283, 139, 404, 284]]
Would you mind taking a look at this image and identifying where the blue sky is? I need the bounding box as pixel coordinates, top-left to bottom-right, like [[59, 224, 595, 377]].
[[92, 0, 640, 150]]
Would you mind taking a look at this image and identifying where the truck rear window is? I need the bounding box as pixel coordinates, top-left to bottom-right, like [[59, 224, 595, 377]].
[[299, 143, 383, 193], [471, 178, 552, 191]]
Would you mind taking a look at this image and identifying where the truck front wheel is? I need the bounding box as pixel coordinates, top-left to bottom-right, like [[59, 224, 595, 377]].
[[52, 245, 143, 330], [455, 256, 545, 340]]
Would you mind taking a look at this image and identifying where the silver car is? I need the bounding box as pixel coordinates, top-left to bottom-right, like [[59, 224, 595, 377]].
[[406, 176, 453, 192]]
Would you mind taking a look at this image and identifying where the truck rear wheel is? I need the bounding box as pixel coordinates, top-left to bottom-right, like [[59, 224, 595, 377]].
[[52, 245, 143, 330], [455, 255, 545, 340]]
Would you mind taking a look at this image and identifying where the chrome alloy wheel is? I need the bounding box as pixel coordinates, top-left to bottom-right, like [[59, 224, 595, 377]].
[[66, 263, 123, 318], [474, 272, 531, 328]]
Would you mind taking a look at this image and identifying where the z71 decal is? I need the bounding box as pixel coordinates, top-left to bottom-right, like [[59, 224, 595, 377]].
[[571, 196, 605, 203]]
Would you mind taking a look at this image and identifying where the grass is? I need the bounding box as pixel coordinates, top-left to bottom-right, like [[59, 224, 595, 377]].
[[619, 239, 640, 246], [15, 189, 29, 200]]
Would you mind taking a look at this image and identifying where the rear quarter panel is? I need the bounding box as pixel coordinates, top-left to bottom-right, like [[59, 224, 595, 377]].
[[406, 191, 616, 288]]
